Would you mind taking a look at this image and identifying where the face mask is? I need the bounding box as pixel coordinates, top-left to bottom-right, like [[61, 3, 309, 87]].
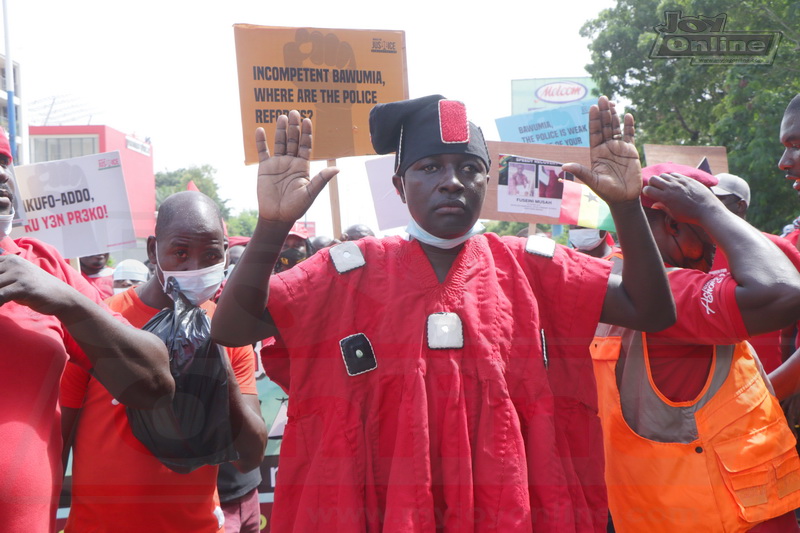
[[406, 217, 485, 249], [156, 245, 225, 305], [0, 209, 14, 237], [400, 178, 485, 250], [274, 247, 308, 273], [569, 229, 604, 251], [113, 287, 128, 295]]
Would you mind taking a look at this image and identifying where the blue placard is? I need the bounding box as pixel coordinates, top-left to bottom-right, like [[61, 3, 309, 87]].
[[496, 102, 590, 147]]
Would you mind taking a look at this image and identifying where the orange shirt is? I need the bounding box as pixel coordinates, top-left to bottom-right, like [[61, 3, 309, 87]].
[[60, 288, 256, 533]]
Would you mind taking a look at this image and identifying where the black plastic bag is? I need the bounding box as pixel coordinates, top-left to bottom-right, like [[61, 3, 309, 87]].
[[126, 279, 239, 474]]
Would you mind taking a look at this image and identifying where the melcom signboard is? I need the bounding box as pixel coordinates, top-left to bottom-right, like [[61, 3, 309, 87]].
[[234, 25, 409, 164], [511, 77, 599, 115]]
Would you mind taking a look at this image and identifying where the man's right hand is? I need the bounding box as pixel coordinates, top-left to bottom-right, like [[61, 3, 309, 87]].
[[643, 172, 723, 225], [256, 110, 339, 223], [0, 254, 79, 316]]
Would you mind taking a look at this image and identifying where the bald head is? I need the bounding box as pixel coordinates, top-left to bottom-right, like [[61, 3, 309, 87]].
[[156, 191, 224, 236], [144, 191, 227, 307], [786, 94, 800, 116]]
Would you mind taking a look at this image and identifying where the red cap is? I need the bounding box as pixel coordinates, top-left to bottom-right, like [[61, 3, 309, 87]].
[[641, 162, 718, 208], [288, 222, 308, 239], [0, 128, 12, 162], [228, 236, 251, 248]]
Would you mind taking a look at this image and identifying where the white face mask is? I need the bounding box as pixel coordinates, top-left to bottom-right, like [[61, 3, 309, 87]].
[[156, 245, 225, 305], [113, 287, 129, 295], [569, 229, 604, 251], [400, 177, 485, 249], [0, 209, 14, 237], [406, 217, 485, 249]]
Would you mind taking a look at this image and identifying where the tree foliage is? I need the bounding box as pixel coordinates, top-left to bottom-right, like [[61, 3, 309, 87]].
[[226, 209, 259, 237], [484, 220, 529, 236], [155, 165, 231, 219], [581, 0, 800, 232]]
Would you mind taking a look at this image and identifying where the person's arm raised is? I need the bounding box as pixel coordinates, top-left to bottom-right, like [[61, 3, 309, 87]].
[[644, 173, 800, 336], [212, 111, 339, 347], [562, 96, 676, 332]]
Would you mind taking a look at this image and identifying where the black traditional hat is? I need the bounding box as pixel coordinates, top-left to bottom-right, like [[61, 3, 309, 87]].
[[369, 95, 490, 177]]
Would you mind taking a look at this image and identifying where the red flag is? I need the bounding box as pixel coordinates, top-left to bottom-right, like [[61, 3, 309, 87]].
[[186, 180, 200, 192]]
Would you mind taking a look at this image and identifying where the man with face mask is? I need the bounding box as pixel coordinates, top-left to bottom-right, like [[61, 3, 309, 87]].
[[213, 96, 678, 532], [569, 226, 616, 259], [60, 191, 267, 533], [593, 163, 800, 532]]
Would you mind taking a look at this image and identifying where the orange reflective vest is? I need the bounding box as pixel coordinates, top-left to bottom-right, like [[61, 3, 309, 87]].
[[592, 324, 800, 533]]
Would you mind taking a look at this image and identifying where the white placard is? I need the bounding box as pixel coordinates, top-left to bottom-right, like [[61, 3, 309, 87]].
[[365, 155, 410, 231], [10, 151, 137, 258]]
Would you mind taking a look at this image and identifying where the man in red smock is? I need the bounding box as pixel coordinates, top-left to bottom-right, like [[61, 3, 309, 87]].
[[213, 96, 676, 532], [0, 129, 173, 532]]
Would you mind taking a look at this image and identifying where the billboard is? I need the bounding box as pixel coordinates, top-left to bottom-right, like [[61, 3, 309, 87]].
[[511, 76, 599, 115]]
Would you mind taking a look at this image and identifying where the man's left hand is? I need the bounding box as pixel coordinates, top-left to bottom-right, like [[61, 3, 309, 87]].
[[563, 96, 642, 205]]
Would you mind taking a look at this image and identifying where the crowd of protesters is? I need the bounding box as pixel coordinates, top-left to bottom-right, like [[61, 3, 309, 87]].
[[2, 93, 800, 533]]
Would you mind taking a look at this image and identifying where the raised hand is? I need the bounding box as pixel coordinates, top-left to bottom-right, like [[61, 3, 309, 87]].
[[562, 96, 641, 204], [256, 110, 339, 223], [643, 172, 721, 225]]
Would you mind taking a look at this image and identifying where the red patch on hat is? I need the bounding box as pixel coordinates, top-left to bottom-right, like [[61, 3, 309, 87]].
[[0, 128, 11, 162], [438, 100, 469, 144]]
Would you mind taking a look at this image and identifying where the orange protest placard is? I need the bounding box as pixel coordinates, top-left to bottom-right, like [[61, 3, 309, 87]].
[[643, 144, 729, 174], [234, 24, 409, 164]]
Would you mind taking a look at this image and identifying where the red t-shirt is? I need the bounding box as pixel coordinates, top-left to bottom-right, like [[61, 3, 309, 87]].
[[711, 232, 800, 372], [60, 288, 256, 533], [646, 269, 749, 402], [786, 229, 800, 249], [0, 236, 119, 533], [81, 268, 114, 299]]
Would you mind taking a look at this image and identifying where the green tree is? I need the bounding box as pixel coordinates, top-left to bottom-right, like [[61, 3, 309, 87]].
[[581, 0, 800, 233], [226, 209, 259, 237], [483, 220, 529, 236], [155, 165, 231, 219]]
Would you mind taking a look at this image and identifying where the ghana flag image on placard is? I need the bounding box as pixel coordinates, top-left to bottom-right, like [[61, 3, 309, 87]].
[[559, 179, 616, 232]]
